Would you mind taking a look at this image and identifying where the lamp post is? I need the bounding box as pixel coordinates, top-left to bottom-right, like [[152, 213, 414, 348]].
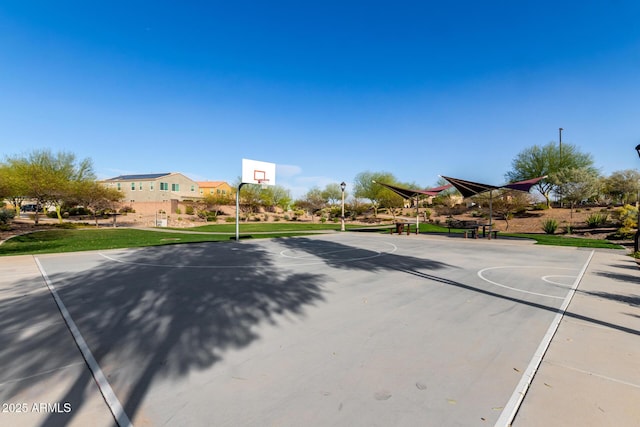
[[559, 127, 563, 159], [634, 144, 640, 253], [340, 181, 346, 232]]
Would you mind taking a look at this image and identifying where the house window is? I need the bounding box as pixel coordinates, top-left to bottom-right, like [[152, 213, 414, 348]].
[[191, 185, 195, 192], [139, 183, 143, 190], [171, 183, 179, 191], [160, 182, 168, 191], [150, 183, 154, 191], [131, 183, 136, 191]]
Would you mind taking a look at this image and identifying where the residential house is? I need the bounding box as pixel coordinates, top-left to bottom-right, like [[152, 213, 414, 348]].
[[102, 173, 200, 214], [197, 181, 233, 198]]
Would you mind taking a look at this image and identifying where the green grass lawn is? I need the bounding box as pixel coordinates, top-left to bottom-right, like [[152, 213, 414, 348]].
[[0, 222, 625, 256]]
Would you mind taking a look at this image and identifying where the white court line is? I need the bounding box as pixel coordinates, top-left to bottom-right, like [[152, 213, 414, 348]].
[[494, 250, 595, 427], [541, 275, 576, 287], [545, 361, 640, 390], [477, 266, 579, 300], [34, 256, 133, 427]]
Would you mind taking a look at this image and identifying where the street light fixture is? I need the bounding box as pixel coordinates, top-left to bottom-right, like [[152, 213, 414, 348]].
[[340, 182, 346, 232]]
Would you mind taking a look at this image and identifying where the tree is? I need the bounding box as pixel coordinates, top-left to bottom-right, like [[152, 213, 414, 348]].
[[505, 142, 596, 208], [352, 171, 398, 217], [603, 169, 640, 205], [238, 184, 262, 220], [0, 163, 29, 216], [553, 168, 601, 226], [294, 187, 326, 221], [72, 181, 124, 226], [483, 190, 532, 230], [260, 185, 292, 212], [321, 183, 344, 207], [5, 150, 96, 224]]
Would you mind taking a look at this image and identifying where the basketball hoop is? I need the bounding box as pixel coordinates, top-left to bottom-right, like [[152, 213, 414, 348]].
[[257, 179, 269, 189]]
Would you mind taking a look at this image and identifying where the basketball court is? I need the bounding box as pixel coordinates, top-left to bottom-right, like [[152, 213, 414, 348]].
[[0, 232, 609, 426]]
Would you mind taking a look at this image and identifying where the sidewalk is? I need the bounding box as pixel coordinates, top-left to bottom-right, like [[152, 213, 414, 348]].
[[512, 249, 640, 426]]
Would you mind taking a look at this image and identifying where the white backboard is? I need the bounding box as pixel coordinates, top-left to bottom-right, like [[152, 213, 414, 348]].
[[242, 158, 276, 186]]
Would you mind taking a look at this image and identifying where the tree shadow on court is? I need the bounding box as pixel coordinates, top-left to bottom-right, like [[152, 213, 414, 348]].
[[0, 242, 326, 426], [277, 237, 640, 336]]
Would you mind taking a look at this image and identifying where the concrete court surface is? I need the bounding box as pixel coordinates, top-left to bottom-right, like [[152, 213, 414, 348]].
[[0, 232, 637, 426]]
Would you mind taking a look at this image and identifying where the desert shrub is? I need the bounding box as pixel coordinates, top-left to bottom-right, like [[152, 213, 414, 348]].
[[225, 216, 235, 223], [119, 206, 135, 213], [185, 205, 194, 215], [613, 204, 638, 237], [541, 218, 558, 234], [283, 214, 290, 221], [46, 211, 58, 218], [0, 208, 16, 224], [68, 206, 91, 216], [585, 213, 609, 228]]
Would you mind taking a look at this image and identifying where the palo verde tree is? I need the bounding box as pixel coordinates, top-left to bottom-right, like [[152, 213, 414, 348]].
[[260, 185, 292, 212], [352, 171, 398, 217], [505, 142, 596, 208], [5, 149, 95, 224], [0, 161, 31, 217], [294, 187, 326, 221], [603, 169, 640, 205], [321, 183, 344, 207], [553, 167, 601, 226], [71, 181, 124, 226]]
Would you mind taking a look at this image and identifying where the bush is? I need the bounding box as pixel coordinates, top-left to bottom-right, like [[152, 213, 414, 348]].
[[586, 213, 609, 228], [532, 203, 549, 211], [225, 216, 235, 223], [119, 206, 135, 213], [68, 206, 91, 216], [46, 211, 58, 218], [614, 204, 638, 237], [0, 208, 16, 224], [185, 205, 194, 215], [541, 218, 558, 234]]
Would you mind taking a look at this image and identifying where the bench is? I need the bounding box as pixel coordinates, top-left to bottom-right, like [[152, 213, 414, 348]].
[[391, 222, 415, 235], [447, 219, 480, 234]]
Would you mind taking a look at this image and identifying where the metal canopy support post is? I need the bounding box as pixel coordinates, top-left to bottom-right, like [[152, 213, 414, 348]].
[[235, 183, 246, 242], [415, 196, 419, 234]]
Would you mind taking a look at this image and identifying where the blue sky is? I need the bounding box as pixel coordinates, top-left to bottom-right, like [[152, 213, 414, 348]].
[[1, 1, 640, 198]]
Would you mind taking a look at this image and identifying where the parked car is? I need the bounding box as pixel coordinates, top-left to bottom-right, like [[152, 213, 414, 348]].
[[21, 204, 39, 212]]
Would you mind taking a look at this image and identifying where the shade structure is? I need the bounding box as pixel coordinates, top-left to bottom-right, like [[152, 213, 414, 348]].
[[372, 181, 453, 233], [373, 181, 452, 198], [440, 175, 547, 228]]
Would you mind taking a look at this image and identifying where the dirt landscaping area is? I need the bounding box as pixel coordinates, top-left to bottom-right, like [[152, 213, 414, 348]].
[[2, 206, 634, 250]]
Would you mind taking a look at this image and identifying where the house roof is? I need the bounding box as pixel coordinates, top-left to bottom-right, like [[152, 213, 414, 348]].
[[197, 181, 229, 188], [105, 173, 172, 181]]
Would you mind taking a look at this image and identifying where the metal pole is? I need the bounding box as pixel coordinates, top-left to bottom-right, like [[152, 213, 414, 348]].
[[235, 183, 245, 241], [415, 196, 419, 234], [340, 192, 345, 232], [559, 127, 563, 159]]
